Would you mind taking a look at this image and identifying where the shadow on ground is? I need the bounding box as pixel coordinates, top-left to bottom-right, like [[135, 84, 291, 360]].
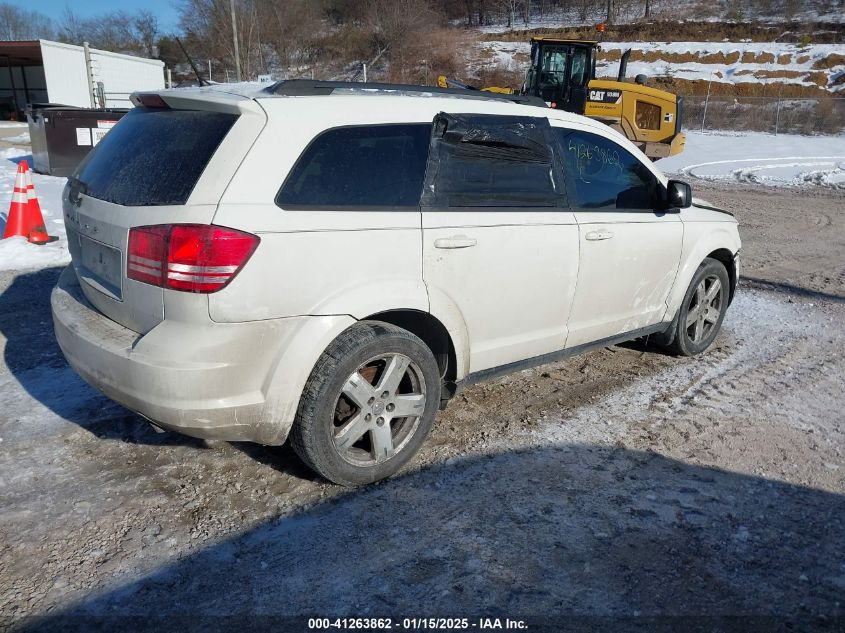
[[0, 267, 322, 480], [0, 266, 203, 448], [740, 277, 845, 304], [20, 443, 845, 632], [9, 153, 33, 166]]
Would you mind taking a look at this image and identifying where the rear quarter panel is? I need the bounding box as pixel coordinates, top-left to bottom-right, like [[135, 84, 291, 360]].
[[209, 97, 433, 323]]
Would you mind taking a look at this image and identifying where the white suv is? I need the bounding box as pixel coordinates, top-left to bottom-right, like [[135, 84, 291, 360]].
[[52, 81, 740, 485]]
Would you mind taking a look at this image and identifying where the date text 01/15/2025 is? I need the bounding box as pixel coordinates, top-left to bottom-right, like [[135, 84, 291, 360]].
[[308, 617, 529, 630]]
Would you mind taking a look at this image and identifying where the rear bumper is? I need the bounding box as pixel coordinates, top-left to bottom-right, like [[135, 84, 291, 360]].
[[51, 265, 347, 444]]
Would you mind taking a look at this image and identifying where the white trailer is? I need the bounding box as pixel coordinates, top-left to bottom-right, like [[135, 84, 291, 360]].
[[0, 39, 165, 117]]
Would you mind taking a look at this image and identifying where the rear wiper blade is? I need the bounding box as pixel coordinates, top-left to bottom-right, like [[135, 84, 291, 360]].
[[67, 176, 88, 204]]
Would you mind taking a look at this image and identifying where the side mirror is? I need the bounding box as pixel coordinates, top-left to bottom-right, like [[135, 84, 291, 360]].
[[666, 179, 692, 209]]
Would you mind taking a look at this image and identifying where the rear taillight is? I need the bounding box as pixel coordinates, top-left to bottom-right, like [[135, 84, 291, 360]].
[[127, 224, 259, 293]]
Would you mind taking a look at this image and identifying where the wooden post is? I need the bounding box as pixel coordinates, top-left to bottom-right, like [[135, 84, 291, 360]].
[[83, 41, 96, 108], [701, 73, 713, 132]]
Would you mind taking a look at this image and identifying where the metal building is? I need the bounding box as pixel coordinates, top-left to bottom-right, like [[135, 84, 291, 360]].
[[0, 39, 165, 118]]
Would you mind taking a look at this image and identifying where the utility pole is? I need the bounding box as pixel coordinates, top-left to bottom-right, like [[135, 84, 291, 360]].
[[606, 0, 613, 24], [230, 0, 241, 82]]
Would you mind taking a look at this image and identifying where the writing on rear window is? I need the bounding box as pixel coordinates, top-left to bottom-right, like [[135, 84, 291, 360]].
[[74, 109, 237, 207]]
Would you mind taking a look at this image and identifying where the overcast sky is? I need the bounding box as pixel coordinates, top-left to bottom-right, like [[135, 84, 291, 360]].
[[40, 0, 181, 33]]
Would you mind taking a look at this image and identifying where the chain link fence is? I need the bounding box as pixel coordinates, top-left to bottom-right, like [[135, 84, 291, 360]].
[[681, 95, 845, 135]]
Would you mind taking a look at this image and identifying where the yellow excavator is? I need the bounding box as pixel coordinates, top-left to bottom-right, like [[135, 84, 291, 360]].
[[439, 36, 686, 159]]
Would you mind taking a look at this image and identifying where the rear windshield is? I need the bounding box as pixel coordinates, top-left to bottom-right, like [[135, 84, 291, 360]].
[[73, 108, 238, 206]]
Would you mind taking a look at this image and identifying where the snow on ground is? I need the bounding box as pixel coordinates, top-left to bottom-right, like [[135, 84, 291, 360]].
[[480, 40, 845, 89], [476, 3, 845, 32], [3, 132, 30, 144], [0, 148, 70, 272], [658, 130, 845, 189], [599, 41, 845, 89]]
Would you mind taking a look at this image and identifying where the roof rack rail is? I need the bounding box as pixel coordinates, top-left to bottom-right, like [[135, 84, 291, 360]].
[[263, 79, 547, 108]]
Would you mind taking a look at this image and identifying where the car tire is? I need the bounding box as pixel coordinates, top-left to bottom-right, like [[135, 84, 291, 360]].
[[290, 321, 441, 486], [667, 258, 730, 357]]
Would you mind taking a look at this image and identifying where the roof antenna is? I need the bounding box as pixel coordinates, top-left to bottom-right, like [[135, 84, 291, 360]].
[[176, 37, 209, 86]]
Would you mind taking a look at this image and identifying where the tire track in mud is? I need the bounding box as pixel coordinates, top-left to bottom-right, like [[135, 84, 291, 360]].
[[681, 156, 845, 190], [3, 183, 845, 621], [476, 289, 845, 489]]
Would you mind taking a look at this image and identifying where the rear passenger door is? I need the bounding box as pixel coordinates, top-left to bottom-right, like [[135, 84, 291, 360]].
[[421, 113, 579, 374], [552, 126, 683, 347]]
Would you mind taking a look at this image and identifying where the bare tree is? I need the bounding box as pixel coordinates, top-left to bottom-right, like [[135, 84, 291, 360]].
[[494, 0, 520, 27], [57, 8, 159, 57], [366, 0, 439, 68], [57, 7, 84, 43], [259, 0, 320, 70], [0, 3, 54, 40], [134, 10, 159, 58]]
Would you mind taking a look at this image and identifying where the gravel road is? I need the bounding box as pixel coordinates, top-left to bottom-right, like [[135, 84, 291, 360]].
[[1, 182, 843, 631]]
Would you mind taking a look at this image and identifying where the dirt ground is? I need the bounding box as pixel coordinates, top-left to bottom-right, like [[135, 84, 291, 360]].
[[0, 182, 843, 631]]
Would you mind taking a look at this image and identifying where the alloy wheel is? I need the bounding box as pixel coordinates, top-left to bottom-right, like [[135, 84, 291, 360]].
[[685, 274, 724, 345], [332, 353, 427, 467]]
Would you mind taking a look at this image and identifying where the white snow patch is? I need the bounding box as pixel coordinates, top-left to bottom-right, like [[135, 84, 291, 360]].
[[478, 40, 845, 89], [476, 3, 845, 32], [0, 149, 70, 272], [658, 131, 845, 189], [4, 132, 31, 144]]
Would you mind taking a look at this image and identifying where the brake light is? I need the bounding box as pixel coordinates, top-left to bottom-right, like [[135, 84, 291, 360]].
[[127, 224, 259, 293], [130, 93, 169, 108]]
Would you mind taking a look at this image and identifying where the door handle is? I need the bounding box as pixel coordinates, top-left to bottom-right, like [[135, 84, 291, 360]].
[[434, 235, 477, 249], [585, 229, 614, 241]]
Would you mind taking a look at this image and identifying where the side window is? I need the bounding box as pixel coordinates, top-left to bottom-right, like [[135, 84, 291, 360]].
[[276, 124, 430, 208], [554, 129, 658, 210], [422, 113, 562, 208], [570, 48, 588, 87]]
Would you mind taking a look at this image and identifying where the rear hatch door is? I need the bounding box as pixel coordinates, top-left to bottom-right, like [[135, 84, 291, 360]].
[[64, 90, 266, 333]]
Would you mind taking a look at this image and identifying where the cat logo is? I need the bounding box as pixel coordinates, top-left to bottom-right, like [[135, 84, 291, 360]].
[[589, 89, 622, 104]]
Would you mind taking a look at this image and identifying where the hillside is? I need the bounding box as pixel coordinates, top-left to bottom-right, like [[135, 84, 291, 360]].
[[477, 39, 845, 94]]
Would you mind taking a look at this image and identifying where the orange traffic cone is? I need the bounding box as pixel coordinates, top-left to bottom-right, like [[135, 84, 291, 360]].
[[2, 162, 29, 240], [22, 161, 57, 244]]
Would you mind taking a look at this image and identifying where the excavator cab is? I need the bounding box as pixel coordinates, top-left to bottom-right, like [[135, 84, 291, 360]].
[[524, 38, 599, 113]]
